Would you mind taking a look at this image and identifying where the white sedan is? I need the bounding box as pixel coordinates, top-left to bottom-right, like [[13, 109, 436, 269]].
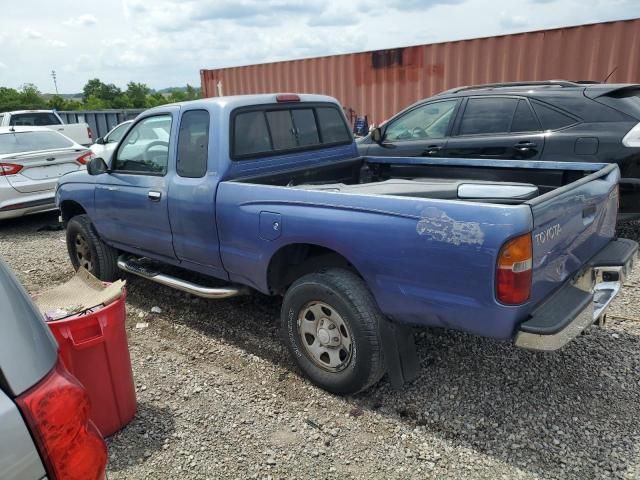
[[0, 126, 93, 220]]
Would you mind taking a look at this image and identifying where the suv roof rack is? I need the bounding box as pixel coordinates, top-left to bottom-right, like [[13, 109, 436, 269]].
[[437, 80, 581, 95]]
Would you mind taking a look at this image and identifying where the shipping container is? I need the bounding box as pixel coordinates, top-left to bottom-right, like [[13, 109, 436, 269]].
[[201, 18, 640, 126]]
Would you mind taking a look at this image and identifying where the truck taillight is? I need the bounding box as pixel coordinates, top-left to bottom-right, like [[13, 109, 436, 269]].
[[87, 127, 94, 141], [77, 152, 95, 165], [496, 233, 532, 305], [15, 359, 107, 480], [0, 162, 23, 176]]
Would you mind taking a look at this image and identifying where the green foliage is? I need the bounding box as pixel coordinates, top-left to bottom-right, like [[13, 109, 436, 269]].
[[0, 79, 202, 112]]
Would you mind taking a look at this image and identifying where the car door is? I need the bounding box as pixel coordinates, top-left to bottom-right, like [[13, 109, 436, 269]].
[[443, 96, 545, 160], [167, 108, 227, 279], [367, 99, 459, 157], [93, 111, 177, 260]]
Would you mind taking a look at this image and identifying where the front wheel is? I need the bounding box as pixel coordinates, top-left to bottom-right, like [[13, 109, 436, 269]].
[[66, 214, 119, 281], [281, 268, 386, 395]]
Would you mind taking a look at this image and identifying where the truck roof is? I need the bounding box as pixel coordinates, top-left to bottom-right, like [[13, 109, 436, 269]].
[[144, 93, 341, 115]]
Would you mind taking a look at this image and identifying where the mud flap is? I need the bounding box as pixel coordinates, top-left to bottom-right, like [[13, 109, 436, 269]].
[[379, 317, 420, 389]]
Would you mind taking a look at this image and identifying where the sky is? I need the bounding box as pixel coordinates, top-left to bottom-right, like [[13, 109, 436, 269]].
[[0, 0, 638, 94]]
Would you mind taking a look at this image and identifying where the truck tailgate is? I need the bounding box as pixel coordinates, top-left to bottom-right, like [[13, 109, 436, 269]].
[[528, 164, 619, 304]]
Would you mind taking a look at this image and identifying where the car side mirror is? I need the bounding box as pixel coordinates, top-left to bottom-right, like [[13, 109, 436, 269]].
[[87, 157, 108, 175], [95, 137, 105, 145], [371, 127, 383, 144]]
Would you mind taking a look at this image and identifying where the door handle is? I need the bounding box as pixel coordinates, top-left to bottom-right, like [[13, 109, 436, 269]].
[[514, 141, 537, 151], [148, 191, 162, 201], [422, 145, 442, 156]]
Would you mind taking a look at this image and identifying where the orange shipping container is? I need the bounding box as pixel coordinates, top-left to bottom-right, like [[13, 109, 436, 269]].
[[201, 18, 640, 126]]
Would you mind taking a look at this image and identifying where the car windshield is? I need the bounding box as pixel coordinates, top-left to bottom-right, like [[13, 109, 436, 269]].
[[0, 130, 74, 154]]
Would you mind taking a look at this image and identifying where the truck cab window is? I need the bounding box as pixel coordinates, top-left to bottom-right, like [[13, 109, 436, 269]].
[[113, 115, 172, 174], [177, 110, 209, 178], [9, 112, 60, 126]]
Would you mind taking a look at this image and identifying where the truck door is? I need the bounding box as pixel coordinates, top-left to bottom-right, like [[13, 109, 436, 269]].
[[167, 109, 227, 279], [93, 113, 176, 260]]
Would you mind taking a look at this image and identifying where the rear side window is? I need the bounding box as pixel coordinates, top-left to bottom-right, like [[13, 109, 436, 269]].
[[531, 101, 576, 130], [0, 130, 73, 154], [511, 100, 540, 132], [316, 107, 350, 143], [177, 110, 209, 178], [9, 112, 60, 126], [459, 97, 519, 135], [232, 104, 351, 159]]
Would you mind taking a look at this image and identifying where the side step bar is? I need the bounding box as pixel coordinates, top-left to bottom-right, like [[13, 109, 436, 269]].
[[117, 256, 247, 299]]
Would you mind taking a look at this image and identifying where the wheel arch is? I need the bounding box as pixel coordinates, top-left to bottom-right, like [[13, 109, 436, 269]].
[[266, 243, 366, 295], [59, 200, 87, 224]]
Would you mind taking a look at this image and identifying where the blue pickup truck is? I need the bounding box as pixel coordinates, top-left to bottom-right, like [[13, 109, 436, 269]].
[[56, 93, 638, 394]]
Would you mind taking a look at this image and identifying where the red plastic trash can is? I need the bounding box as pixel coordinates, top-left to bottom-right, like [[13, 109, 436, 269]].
[[47, 290, 137, 437]]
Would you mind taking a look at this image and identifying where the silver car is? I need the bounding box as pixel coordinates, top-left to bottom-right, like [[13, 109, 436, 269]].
[[0, 126, 93, 220], [0, 257, 108, 479]]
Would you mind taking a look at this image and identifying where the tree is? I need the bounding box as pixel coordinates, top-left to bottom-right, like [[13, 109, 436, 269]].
[[82, 78, 122, 103], [83, 95, 109, 110], [48, 95, 66, 110], [126, 82, 150, 108]]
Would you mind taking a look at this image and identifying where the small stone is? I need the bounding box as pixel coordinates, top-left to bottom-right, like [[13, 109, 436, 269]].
[[312, 450, 319, 458], [135, 322, 149, 329], [151, 306, 162, 314], [266, 458, 276, 465]]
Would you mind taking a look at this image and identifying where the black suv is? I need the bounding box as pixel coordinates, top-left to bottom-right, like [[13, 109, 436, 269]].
[[358, 81, 640, 219]]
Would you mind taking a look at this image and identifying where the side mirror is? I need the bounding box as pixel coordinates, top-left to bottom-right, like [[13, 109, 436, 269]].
[[371, 127, 383, 144], [95, 137, 105, 145], [87, 157, 108, 175]]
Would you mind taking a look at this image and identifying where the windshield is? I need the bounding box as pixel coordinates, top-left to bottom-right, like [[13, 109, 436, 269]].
[[0, 130, 74, 154]]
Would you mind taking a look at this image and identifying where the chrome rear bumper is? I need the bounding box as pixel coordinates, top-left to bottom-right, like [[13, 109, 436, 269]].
[[514, 239, 638, 351]]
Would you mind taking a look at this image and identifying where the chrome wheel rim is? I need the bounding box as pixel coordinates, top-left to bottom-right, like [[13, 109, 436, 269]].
[[74, 233, 93, 271], [298, 301, 353, 372]]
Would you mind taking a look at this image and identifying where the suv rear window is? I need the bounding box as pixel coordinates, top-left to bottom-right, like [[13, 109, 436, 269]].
[[232, 104, 351, 159], [9, 112, 61, 126], [595, 88, 640, 120]]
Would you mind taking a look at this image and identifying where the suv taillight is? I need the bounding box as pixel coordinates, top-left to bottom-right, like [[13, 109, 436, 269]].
[[496, 233, 532, 305], [0, 162, 23, 176], [622, 122, 640, 147], [15, 359, 107, 480]]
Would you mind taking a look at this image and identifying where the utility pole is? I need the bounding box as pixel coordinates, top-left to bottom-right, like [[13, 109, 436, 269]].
[[51, 70, 59, 94]]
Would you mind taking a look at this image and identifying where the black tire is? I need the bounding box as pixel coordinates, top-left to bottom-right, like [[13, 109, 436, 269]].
[[66, 214, 119, 281], [281, 268, 385, 395]]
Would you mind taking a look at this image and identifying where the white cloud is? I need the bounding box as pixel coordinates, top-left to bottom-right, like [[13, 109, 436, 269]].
[[0, 62, 7, 69], [24, 28, 43, 39], [63, 14, 98, 27], [499, 12, 529, 29], [48, 39, 68, 48]]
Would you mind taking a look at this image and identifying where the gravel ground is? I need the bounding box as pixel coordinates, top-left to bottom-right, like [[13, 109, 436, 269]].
[[2, 211, 640, 479]]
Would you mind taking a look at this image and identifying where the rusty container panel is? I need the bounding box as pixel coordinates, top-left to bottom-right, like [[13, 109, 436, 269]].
[[201, 18, 640, 125]]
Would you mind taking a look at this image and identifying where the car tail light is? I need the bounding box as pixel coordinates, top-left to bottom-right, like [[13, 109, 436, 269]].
[[496, 233, 532, 305], [87, 127, 94, 141], [622, 122, 640, 147], [77, 151, 95, 165], [276, 94, 300, 102], [0, 162, 23, 176], [15, 359, 107, 480]]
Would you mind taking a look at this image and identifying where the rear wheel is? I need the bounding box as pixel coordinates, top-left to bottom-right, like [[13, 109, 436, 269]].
[[281, 268, 385, 395], [66, 214, 119, 281]]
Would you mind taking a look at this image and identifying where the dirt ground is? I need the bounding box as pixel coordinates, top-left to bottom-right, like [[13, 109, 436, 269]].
[[2, 211, 640, 479]]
